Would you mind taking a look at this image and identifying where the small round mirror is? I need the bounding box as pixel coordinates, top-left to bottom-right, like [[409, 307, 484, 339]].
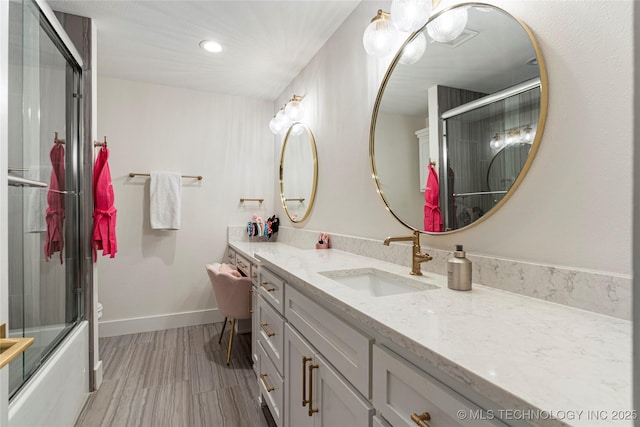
[[280, 123, 318, 223]]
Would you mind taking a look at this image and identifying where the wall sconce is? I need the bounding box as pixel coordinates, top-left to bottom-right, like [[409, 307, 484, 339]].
[[363, 0, 469, 60], [269, 94, 305, 135]]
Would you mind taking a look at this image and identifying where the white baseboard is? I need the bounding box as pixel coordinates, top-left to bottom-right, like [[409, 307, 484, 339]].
[[98, 309, 224, 337], [93, 360, 103, 391]]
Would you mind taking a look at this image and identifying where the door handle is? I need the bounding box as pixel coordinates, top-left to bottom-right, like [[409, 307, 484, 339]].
[[411, 412, 432, 427], [8, 175, 48, 188], [0, 323, 35, 369], [260, 323, 275, 337], [308, 363, 319, 416], [302, 356, 312, 407]]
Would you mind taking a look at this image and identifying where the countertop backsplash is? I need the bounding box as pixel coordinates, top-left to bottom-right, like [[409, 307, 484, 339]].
[[228, 225, 630, 320]]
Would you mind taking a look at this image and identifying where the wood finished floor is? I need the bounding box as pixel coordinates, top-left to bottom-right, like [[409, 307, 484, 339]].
[[75, 323, 275, 427]]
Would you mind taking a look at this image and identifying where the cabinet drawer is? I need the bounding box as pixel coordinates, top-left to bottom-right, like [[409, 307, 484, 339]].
[[226, 247, 236, 265], [373, 415, 392, 427], [257, 294, 285, 376], [258, 267, 285, 313], [236, 254, 252, 277], [250, 261, 259, 286], [258, 340, 284, 427], [373, 345, 503, 427], [285, 285, 372, 398]]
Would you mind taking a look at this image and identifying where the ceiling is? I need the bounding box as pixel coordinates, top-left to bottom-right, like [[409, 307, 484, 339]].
[[48, 0, 362, 101]]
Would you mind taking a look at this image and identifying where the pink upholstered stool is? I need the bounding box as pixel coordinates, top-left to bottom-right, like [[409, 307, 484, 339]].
[[205, 263, 252, 365]]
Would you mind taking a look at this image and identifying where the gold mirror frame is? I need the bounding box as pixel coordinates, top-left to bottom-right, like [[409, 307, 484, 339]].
[[370, 2, 548, 234], [280, 123, 318, 223]]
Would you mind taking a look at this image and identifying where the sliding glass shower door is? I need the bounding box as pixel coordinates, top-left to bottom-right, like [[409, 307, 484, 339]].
[[7, 0, 83, 398]]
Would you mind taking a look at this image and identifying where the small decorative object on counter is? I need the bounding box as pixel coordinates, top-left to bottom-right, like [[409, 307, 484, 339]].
[[247, 214, 279, 239], [447, 244, 472, 291], [316, 232, 330, 249]]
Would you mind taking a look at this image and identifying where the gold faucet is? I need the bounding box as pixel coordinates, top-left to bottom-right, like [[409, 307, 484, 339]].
[[383, 230, 433, 276]]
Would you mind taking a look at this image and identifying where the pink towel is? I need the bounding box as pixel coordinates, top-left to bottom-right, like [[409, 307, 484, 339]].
[[92, 146, 117, 261], [44, 142, 65, 263], [423, 163, 443, 232]]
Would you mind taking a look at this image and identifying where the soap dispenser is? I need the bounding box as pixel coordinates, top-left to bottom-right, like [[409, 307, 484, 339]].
[[447, 245, 472, 291]]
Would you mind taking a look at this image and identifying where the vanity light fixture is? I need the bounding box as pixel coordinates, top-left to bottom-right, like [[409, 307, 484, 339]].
[[489, 125, 535, 150], [199, 40, 222, 53], [269, 94, 305, 135], [363, 1, 469, 59]]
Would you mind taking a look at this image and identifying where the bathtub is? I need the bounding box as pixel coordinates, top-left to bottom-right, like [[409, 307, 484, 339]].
[[8, 321, 89, 426]]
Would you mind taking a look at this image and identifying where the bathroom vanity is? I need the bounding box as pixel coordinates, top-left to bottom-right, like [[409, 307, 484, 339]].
[[227, 241, 631, 427]]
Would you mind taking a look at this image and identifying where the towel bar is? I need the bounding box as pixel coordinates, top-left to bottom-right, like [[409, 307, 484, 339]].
[[129, 172, 203, 180]]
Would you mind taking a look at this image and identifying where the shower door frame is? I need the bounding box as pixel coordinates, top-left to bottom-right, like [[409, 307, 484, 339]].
[[1, 0, 94, 422], [1, 0, 12, 423]]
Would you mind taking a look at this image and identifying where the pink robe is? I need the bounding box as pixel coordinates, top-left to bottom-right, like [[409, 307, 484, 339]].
[[423, 164, 443, 232], [92, 146, 117, 261], [44, 142, 65, 263]]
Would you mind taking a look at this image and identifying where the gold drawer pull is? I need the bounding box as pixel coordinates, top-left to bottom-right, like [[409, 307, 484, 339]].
[[252, 271, 258, 278], [260, 373, 275, 392], [308, 363, 319, 416], [302, 356, 312, 407], [260, 282, 276, 292], [248, 288, 253, 314], [260, 323, 276, 337], [227, 253, 234, 259], [238, 261, 247, 269], [411, 412, 431, 427]]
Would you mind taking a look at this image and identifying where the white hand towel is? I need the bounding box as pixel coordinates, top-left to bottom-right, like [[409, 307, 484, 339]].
[[24, 165, 50, 233], [150, 171, 182, 230]]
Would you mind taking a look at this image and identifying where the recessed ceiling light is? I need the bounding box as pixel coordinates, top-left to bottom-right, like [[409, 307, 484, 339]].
[[199, 40, 222, 53]]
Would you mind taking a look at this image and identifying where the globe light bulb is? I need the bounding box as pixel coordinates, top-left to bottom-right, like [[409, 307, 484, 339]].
[[363, 10, 400, 57], [290, 123, 305, 136], [489, 134, 503, 150], [399, 32, 427, 65], [390, 0, 431, 33], [284, 97, 303, 122], [427, 7, 468, 43]]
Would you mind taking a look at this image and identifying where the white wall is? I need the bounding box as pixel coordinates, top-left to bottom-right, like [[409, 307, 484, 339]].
[[274, 0, 633, 276], [97, 77, 275, 333]]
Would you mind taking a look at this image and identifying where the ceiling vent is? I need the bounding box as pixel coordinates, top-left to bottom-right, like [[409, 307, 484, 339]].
[[431, 28, 479, 48]]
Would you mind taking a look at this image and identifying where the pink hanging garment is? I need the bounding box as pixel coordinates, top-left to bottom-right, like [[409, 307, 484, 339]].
[[44, 142, 66, 263], [423, 163, 443, 232], [92, 146, 117, 261]]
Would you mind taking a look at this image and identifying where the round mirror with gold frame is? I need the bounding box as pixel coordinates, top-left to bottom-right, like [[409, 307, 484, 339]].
[[280, 123, 318, 223], [370, 3, 548, 234]]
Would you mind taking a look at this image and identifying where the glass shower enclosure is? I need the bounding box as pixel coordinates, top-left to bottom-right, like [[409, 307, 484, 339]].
[[7, 0, 83, 398], [440, 82, 540, 230]]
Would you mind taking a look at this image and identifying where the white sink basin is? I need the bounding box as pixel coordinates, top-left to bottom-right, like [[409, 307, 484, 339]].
[[319, 268, 439, 297]]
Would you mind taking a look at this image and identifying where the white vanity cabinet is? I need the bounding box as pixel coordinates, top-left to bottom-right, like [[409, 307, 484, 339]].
[[284, 323, 374, 427], [256, 265, 374, 427], [373, 345, 505, 427]]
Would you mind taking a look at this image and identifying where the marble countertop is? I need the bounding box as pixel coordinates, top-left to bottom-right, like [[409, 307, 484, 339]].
[[228, 241, 632, 427]]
